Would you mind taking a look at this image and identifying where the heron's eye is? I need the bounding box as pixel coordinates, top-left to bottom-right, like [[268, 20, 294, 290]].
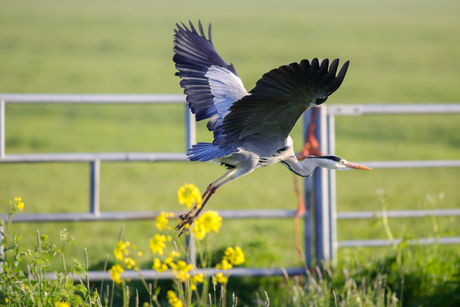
[[340, 160, 344, 164]]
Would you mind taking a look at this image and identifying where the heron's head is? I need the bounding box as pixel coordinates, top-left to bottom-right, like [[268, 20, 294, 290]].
[[299, 154, 372, 171]]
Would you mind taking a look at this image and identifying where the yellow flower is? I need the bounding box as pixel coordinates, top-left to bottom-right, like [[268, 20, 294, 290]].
[[124, 257, 136, 270], [177, 184, 202, 209], [213, 272, 227, 285], [17, 201, 24, 211], [156, 211, 173, 231], [164, 250, 180, 266], [176, 270, 191, 282], [114, 241, 129, 261], [215, 247, 244, 271], [109, 264, 124, 284], [192, 211, 222, 240], [190, 273, 204, 290], [171, 260, 193, 282], [177, 260, 193, 271], [149, 234, 167, 255], [166, 290, 183, 307], [13, 197, 24, 211], [56, 303, 71, 307], [215, 259, 233, 270], [223, 246, 245, 265], [152, 258, 168, 273]]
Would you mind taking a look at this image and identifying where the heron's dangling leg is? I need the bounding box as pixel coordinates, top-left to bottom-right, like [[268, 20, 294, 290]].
[[175, 168, 237, 236], [192, 175, 233, 220], [178, 169, 235, 219]]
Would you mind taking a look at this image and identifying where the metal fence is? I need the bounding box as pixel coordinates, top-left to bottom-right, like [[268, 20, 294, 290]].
[[0, 94, 309, 280], [310, 103, 460, 265], [1, 94, 460, 280]]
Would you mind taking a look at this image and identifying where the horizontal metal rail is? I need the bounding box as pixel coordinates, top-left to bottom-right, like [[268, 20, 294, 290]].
[[0, 93, 186, 104], [327, 103, 460, 116], [46, 267, 306, 282], [1, 209, 306, 223], [338, 236, 460, 248], [356, 160, 460, 169], [4, 207, 458, 223], [336, 209, 460, 248], [337, 208, 460, 220], [0, 152, 188, 163], [3, 154, 460, 169]]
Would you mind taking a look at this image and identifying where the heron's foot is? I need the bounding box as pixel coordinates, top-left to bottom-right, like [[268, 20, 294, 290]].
[[175, 212, 194, 237]]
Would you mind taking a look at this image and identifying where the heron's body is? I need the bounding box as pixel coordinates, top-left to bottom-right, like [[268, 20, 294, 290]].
[[172, 21, 370, 233]]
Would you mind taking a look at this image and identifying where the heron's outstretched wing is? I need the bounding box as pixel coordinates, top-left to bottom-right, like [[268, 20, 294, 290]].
[[220, 58, 349, 145], [173, 21, 248, 142]]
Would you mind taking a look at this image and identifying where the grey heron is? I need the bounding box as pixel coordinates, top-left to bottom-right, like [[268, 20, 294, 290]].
[[173, 21, 371, 235]]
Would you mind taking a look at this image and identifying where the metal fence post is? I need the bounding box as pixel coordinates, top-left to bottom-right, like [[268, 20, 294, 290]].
[[0, 100, 5, 159], [184, 104, 197, 266], [89, 160, 101, 216], [185, 234, 197, 267], [326, 112, 338, 265], [313, 106, 331, 264], [303, 110, 313, 267]]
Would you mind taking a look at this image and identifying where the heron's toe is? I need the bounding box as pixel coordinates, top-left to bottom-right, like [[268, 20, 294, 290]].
[[175, 213, 194, 237]]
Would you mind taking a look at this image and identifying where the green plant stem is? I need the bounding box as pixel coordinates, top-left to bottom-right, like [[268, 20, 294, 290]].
[[382, 207, 395, 248]]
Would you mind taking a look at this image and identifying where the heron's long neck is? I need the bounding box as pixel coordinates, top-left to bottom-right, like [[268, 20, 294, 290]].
[[281, 156, 319, 177]]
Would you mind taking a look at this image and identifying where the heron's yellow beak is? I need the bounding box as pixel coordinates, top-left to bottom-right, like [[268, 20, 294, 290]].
[[343, 161, 372, 170]]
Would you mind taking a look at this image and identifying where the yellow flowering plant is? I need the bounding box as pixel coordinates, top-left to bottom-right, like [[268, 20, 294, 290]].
[[177, 183, 202, 209], [1, 199, 100, 306], [2, 190, 247, 306], [149, 234, 169, 255], [107, 184, 246, 306], [156, 211, 174, 230], [192, 210, 222, 240], [108, 264, 124, 284], [2, 197, 26, 250], [167, 290, 184, 307], [12, 197, 24, 211]]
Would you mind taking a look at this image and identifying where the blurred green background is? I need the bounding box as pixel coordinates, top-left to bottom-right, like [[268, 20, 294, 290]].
[[1, 0, 459, 270]]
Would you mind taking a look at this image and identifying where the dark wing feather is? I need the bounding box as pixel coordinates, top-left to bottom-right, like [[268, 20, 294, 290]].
[[220, 58, 349, 145], [173, 21, 247, 135]]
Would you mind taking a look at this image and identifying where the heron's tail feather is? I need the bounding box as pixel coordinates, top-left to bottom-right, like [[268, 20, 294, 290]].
[[187, 142, 236, 162]]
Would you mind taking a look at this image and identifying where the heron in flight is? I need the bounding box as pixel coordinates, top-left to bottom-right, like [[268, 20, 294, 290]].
[[173, 21, 371, 235]]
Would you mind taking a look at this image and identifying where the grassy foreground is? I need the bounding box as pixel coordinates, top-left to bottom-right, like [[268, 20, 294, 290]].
[[2, 198, 460, 306], [1, 0, 460, 302]]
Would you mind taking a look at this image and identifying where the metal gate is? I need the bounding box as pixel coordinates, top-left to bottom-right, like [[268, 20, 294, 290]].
[[309, 103, 460, 266], [1, 94, 460, 280]]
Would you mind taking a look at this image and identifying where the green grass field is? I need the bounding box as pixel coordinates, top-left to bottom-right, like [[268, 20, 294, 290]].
[[1, 0, 460, 277]]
